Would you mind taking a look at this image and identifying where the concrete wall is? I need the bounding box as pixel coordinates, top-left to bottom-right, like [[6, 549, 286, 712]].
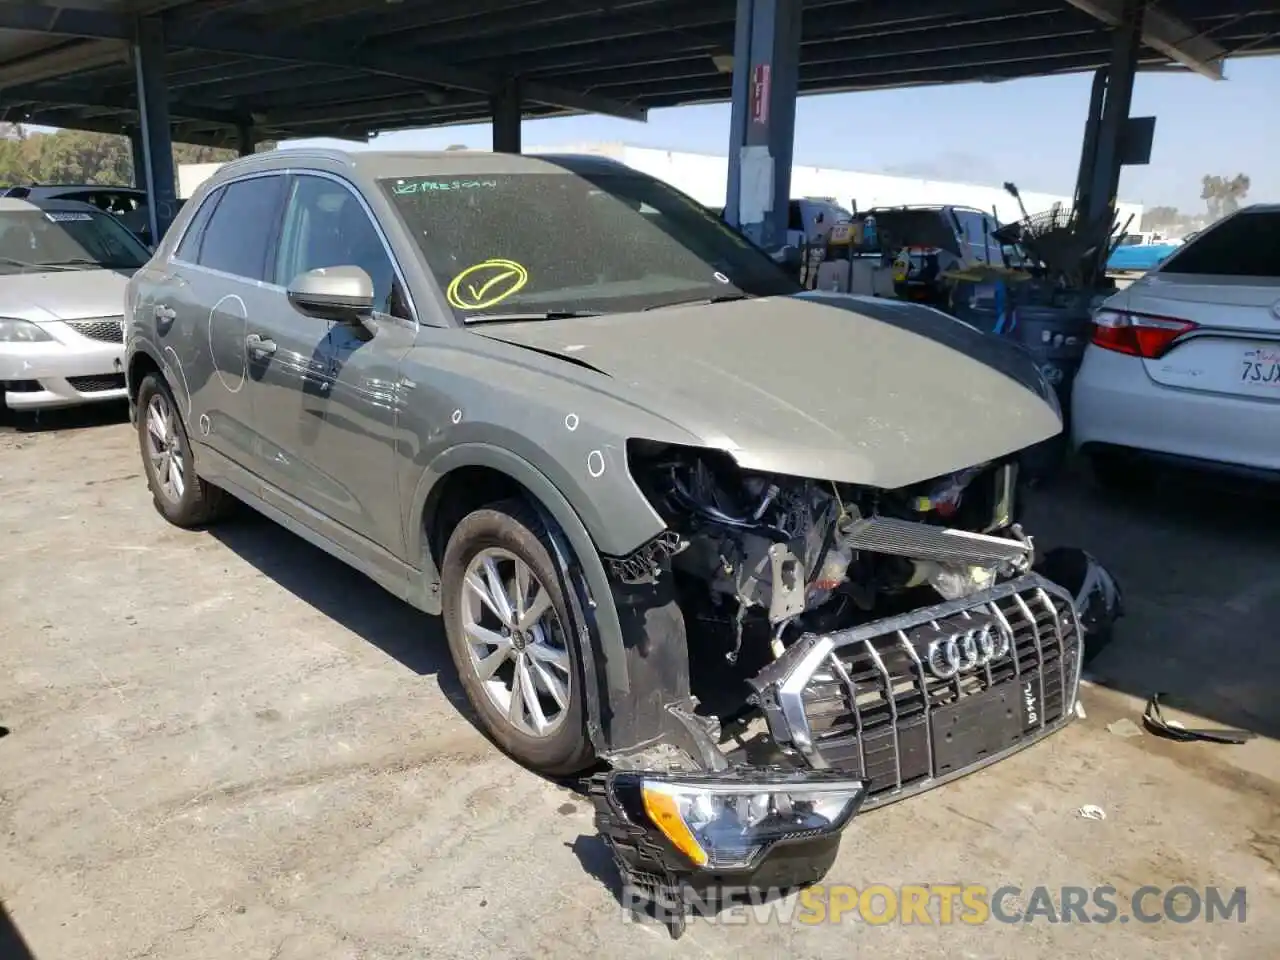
[[526, 141, 1145, 227]]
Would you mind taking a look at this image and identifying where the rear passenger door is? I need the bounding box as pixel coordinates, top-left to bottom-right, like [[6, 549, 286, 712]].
[[157, 173, 288, 478]]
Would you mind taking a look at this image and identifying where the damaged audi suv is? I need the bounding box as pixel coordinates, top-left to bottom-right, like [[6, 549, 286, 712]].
[[124, 148, 1120, 926]]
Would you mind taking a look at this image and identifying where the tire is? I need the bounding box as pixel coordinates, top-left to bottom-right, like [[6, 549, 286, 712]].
[[440, 498, 595, 776], [136, 372, 229, 527]]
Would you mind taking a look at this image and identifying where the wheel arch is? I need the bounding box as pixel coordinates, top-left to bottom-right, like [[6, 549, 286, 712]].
[[411, 443, 634, 754], [126, 342, 164, 417]]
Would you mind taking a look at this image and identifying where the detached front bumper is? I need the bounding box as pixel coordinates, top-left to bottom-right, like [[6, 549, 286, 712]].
[[591, 554, 1119, 936]]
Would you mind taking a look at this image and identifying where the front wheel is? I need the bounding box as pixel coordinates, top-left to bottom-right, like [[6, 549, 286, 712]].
[[136, 373, 229, 527], [440, 499, 595, 776]]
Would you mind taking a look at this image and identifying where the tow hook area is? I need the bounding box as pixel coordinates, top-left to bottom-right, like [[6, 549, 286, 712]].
[[589, 767, 869, 939]]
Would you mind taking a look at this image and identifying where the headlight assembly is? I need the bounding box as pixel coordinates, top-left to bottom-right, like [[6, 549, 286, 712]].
[[0, 318, 53, 343], [606, 770, 868, 870]]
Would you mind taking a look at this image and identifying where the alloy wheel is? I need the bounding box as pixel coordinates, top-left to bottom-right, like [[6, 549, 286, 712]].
[[459, 547, 572, 737], [144, 392, 185, 504]]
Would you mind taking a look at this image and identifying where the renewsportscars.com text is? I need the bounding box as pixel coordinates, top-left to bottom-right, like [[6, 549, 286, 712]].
[[621, 884, 1248, 926]]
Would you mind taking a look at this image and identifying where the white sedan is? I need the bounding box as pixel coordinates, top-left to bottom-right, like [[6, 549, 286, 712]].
[[1072, 204, 1280, 487], [0, 198, 148, 421]]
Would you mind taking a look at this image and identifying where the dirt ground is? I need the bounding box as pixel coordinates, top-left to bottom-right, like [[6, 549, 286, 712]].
[[2, 404, 1278, 960]]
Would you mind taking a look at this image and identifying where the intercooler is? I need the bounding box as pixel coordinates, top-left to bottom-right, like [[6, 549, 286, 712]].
[[748, 575, 1081, 807]]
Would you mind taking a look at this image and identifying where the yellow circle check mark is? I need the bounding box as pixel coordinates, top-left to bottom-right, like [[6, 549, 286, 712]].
[[446, 258, 529, 310]]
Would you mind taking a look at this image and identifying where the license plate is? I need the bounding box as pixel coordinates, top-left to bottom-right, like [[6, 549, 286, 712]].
[[1239, 346, 1280, 387]]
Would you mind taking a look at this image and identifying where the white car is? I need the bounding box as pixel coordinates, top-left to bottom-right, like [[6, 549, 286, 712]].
[[0, 197, 150, 420], [1072, 204, 1280, 486]]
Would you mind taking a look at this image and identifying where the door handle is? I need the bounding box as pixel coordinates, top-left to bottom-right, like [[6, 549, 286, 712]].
[[153, 304, 176, 322], [245, 333, 277, 357]]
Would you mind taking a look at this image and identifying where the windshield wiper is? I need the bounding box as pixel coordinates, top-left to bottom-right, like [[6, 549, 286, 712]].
[[0, 256, 80, 271], [463, 310, 603, 323], [41, 258, 103, 268], [643, 293, 753, 311]]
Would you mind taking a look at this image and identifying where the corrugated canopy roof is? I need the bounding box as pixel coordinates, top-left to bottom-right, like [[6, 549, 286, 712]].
[[0, 0, 1275, 147]]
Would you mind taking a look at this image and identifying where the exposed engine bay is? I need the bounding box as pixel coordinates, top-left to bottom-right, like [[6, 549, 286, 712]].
[[594, 444, 1122, 939], [622, 440, 1034, 714]]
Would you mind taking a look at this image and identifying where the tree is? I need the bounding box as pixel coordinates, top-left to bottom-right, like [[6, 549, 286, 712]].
[[1201, 172, 1251, 221], [1141, 205, 1181, 230], [0, 125, 235, 189]]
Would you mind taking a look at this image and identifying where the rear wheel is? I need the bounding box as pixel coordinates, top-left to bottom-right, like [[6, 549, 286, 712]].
[[440, 499, 595, 776], [136, 373, 229, 527]]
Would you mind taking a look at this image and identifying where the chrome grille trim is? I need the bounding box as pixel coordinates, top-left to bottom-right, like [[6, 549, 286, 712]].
[[748, 574, 1082, 807]]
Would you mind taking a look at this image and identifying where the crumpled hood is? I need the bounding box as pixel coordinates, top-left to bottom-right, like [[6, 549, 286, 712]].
[[472, 292, 1062, 489], [1, 268, 132, 323]]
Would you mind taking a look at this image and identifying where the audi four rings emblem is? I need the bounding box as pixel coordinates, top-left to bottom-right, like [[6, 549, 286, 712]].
[[926, 621, 1012, 679]]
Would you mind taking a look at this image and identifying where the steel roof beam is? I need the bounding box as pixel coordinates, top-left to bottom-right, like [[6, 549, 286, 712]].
[[0, 4, 647, 121], [539, 12, 1091, 83], [0, 81, 254, 127], [2, 105, 232, 146], [436, 0, 1053, 67], [1063, 0, 1225, 78]]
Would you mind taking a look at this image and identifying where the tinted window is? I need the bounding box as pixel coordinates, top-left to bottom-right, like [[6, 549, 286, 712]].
[[197, 175, 286, 280], [1159, 210, 1280, 277], [275, 174, 399, 315], [788, 200, 804, 231], [380, 170, 800, 320], [0, 208, 150, 273], [174, 187, 223, 261]]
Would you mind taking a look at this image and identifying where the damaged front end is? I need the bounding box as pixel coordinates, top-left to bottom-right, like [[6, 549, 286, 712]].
[[589, 441, 1121, 935]]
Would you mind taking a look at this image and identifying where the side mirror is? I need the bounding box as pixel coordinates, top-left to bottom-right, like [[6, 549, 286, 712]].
[[287, 265, 375, 321]]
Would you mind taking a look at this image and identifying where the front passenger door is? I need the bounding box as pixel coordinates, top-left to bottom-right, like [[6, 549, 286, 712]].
[[251, 173, 414, 557]]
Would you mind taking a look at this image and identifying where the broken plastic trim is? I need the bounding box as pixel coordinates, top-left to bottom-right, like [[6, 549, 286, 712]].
[[1143, 693, 1256, 745]]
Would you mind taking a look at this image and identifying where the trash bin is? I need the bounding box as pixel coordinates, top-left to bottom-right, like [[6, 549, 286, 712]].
[[1000, 295, 1097, 481]]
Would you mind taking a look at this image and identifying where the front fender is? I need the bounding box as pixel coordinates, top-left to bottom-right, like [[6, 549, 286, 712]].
[[408, 442, 632, 702]]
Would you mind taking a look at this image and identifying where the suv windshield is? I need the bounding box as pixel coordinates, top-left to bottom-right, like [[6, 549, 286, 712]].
[[0, 208, 150, 274], [379, 169, 801, 320]]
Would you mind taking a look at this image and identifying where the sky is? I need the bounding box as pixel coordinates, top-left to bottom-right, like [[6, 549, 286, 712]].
[[291, 54, 1278, 213]]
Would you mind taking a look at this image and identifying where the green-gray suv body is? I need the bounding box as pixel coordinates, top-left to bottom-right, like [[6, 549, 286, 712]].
[[125, 148, 1118, 901]]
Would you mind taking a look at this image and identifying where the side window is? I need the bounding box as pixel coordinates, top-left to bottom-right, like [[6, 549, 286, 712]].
[[274, 174, 401, 317], [197, 175, 287, 281], [174, 187, 223, 261], [1160, 211, 1280, 277]]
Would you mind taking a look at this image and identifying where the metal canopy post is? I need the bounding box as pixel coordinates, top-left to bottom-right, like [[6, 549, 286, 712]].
[[723, 0, 801, 250], [1084, 0, 1143, 228], [132, 16, 178, 242], [1072, 67, 1107, 219], [127, 126, 147, 190], [491, 77, 522, 154], [237, 123, 256, 157]]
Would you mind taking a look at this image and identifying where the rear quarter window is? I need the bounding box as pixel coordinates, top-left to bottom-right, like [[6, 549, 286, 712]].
[[174, 187, 223, 261], [1159, 210, 1280, 278]]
